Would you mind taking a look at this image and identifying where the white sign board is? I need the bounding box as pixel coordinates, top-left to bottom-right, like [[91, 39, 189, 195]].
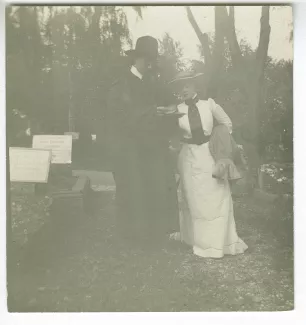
[[32, 135, 72, 164], [9, 147, 51, 183]]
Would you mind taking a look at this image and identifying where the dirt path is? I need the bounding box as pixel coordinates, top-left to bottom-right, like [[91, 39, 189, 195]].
[[9, 186, 293, 312]]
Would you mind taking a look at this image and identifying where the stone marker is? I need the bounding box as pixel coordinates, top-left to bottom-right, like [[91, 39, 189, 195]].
[[50, 176, 94, 219], [72, 170, 115, 187]]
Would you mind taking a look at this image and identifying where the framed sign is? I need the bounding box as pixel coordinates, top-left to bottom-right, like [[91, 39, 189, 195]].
[[32, 135, 73, 164], [9, 147, 51, 183]]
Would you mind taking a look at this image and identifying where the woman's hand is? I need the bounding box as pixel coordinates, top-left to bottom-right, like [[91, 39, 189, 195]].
[[157, 104, 177, 115]]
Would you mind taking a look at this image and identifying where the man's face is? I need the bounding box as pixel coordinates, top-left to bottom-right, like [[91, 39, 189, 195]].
[[143, 57, 156, 74], [180, 81, 196, 101], [134, 56, 158, 77]]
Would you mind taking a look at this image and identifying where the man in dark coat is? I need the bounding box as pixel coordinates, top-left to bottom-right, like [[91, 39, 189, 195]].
[[106, 36, 180, 247]]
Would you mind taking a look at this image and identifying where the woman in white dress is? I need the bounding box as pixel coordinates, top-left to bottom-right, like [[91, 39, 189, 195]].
[[170, 72, 248, 258]]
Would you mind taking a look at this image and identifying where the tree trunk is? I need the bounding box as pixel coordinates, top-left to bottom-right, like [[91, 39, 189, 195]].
[[186, 6, 271, 192], [242, 7, 270, 191], [185, 7, 212, 68], [185, 6, 227, 99], [209, 6, 227, 99]]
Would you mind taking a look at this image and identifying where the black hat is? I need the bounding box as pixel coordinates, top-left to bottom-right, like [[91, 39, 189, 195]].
[[125, 36, 159, 61]]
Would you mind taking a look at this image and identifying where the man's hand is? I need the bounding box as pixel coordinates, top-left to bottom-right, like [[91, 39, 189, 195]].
[[157, 104, 177, 115]]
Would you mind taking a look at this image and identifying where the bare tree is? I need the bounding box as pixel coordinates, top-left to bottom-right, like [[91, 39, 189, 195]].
[[186, 6, 271, 191], [186, 6, 227, 98]]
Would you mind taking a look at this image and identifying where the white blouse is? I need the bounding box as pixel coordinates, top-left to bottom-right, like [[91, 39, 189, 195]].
[[177, 97, 232, 140]]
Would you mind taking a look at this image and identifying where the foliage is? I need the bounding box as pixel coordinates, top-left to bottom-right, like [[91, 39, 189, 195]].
[[192, 35, 293, 162], [158, 32, 185, 82], [6, 6, 144, 144], [6, 6, 292, 164]]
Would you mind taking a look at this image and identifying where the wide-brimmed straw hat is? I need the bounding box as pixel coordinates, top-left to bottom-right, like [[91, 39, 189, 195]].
[[168, 71, 204, 85], [125, 36, 159, 61]]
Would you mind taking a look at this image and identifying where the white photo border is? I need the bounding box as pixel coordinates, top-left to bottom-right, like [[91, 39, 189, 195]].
[[1, 1, 304, 325]]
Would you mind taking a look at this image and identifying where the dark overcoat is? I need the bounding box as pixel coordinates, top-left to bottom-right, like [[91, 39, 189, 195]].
[[106, 70, 179, 243]]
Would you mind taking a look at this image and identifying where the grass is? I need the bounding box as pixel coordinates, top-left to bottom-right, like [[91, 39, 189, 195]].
[[8, 179, 293, 312]]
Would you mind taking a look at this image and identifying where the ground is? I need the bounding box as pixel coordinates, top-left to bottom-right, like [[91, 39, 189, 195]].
[[8, 171, 293, 312]]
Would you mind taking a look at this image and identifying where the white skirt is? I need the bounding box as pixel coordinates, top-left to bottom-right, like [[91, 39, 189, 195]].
[[177, 142, 248, 258]]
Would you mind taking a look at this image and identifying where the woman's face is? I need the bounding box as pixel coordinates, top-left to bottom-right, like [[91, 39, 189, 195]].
[[180, 81, 197, 101]]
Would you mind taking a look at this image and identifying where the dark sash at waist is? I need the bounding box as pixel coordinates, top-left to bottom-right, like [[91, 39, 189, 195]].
[[182, 135, 210, 145]]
